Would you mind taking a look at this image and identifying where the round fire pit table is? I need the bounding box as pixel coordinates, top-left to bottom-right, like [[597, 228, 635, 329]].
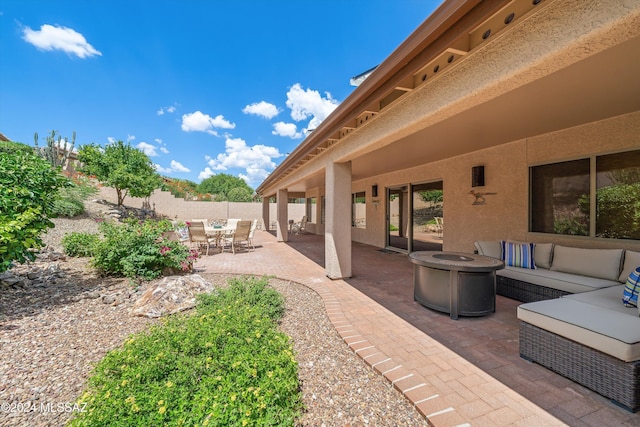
[[409, 251, 504, 320]]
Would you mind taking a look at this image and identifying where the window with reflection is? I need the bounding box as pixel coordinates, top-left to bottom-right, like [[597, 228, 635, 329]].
[[530, 149, 640, 240], [596, 150, 640, 239], [531, 159, 590, 236]]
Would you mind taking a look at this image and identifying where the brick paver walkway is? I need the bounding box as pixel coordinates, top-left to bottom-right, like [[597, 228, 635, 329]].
[[194, 230, 565, 426]]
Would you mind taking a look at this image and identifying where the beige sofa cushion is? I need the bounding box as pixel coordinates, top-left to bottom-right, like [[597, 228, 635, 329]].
[[620, 250, 640, 283], [518, 286, 640, 362], [475, 241, 502, 259], [534, 243, 553, 269], [550, 245, 623, 281]]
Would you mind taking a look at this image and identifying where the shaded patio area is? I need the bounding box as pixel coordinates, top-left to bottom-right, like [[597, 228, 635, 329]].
[[282, 232, 640, 426], [196, 230, 640, 426]]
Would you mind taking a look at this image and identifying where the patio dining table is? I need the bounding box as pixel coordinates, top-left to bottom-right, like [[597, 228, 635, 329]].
[[205, 226, 236, 249]]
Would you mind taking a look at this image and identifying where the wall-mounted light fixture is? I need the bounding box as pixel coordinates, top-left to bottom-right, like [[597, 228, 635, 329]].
[[371, 184, 378, 197], [472, 166, 485, 187]]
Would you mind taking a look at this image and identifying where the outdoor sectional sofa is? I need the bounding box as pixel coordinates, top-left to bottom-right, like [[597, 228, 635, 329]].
[[475, 241, 640, 412]]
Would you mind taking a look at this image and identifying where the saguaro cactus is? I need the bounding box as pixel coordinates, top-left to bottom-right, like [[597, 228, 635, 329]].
[[34, 130, 76, 168]]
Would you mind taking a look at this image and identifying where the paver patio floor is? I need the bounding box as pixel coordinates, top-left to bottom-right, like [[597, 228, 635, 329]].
[[195, 231, 640, 426]]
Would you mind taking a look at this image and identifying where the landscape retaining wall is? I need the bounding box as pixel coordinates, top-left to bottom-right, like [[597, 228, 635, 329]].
[[96, 187, 306, 229]]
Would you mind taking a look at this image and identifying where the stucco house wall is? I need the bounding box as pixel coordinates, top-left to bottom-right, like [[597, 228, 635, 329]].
[[345, 111, 640, 253]]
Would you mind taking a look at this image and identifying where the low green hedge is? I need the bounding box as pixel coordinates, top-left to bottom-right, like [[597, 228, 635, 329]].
[[61, 232, 100, 257], [69, 276, 302, 426]]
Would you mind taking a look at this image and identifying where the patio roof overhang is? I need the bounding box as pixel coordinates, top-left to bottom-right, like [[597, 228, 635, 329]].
[[256, 0, 640, 197]]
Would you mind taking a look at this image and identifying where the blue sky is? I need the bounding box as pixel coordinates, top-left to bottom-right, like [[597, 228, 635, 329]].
[[0, 1, 440, 189]]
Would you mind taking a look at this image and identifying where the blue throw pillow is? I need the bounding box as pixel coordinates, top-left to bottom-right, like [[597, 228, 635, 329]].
[[623, 267, 640, 307], [501, 241, 536, 269]]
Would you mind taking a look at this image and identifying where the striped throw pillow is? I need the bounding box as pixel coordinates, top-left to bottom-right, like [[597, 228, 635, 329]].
[[501, 241, 536, 269], [623, 267, 640, 307]]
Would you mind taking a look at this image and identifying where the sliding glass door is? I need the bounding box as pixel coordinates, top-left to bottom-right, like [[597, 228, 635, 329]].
[[410, 181, 443, 252], [386, 182, 443, 253], [386, 186, 408, 251]]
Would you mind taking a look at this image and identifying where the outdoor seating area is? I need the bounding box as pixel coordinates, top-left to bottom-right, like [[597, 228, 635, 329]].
[[185, 218, 258, 255], [198, 230, 640, 425], [475, 240, 640, 412]]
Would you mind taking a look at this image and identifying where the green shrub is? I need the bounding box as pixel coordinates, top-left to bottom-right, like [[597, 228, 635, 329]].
[[200, 276, 285, 322], [0, 140, 33, 155], [62, 232, 101, 257], [69, 276, 301, 426], [91, 219, 199, 280], [0, 141, 68, 272], [51, 176, 98, 218]]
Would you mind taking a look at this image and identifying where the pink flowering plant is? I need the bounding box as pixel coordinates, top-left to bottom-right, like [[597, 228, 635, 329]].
[[90, 219, 199, 280]]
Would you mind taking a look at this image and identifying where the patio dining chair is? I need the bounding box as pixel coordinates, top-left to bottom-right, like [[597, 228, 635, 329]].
[[291, 216, 308, 234], [247, 219, 258, 250], [221, 220, 252, 254], [225, 218, 240, 229], [187, 221, 216, 255]]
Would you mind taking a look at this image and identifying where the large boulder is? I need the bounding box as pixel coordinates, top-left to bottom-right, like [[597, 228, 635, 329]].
[[131, 274, 216, 318]]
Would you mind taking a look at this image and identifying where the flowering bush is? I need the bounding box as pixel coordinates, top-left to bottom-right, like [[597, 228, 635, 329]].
[[90, 219, 199, 280]]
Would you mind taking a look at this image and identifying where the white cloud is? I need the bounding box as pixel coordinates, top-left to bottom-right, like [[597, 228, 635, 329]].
[[137, 142, 158, 157], [157, 106, 176, 115], [155, 160, 191, 174], [286, 83, 339, 132], [272, 122, 302, 139], [107, 136, 137, 145], [22, 24, 102, 58], [154, 138, 170, 154], [205, 137, 282, 186], [198, 167, 215, 181], [242, 101, 280, 119], [169, 160, 190, 173], [181, 111, 235, 135], [154, 164, 172, 174]]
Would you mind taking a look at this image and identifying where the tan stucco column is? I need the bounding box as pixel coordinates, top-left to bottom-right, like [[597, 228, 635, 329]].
[[325, 161, 352, 279], [276, 189, 289, 242], [261, 197, 270, 231]]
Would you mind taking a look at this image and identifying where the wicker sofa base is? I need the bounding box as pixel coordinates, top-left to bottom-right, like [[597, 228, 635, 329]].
[[497, 275, 570, 303], [520, 321, 640, 412]]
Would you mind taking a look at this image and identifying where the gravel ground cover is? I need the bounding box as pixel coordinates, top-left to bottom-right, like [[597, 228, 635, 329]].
[[0, 202, 428, 426]]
